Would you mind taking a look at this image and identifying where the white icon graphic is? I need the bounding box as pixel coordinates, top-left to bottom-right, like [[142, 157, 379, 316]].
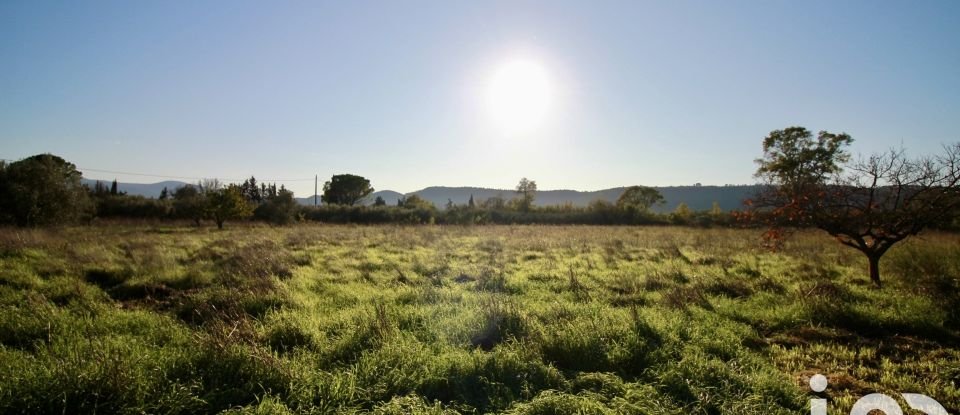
[[809, 373, 949, 415]]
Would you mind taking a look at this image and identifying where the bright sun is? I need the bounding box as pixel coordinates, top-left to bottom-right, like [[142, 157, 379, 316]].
[[486, 59, 553, 133]]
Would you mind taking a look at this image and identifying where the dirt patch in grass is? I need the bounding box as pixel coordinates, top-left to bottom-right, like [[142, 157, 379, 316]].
[[661, 285, 713, 310], [84, 267, 133, 288]]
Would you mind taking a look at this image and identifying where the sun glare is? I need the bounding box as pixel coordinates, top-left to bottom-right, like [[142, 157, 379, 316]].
[[486, 59, 553, 133]]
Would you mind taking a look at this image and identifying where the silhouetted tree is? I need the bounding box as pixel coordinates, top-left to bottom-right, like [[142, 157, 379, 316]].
[[240, 176, 263, 203], [373, 196, 386, 206], [479, 194, 506, 209], [92, 180, 108, 197], [254, 188, 299, 225], [515, 178, 537, 211], [159, 186, 169, 200], [172, 185, 206, 226], [322, 174, 374, 205], [746, 126, 960, 286], [199, 178, 222, 194], [468, 194, 475, 208], [0, 154, 94, 226]]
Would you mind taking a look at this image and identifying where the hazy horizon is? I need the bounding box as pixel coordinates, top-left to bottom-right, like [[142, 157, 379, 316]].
[[79, 176, 758, 197], [3, 1, 959, 195]]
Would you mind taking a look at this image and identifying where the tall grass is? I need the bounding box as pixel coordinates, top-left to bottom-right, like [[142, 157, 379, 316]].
[[0, 224, 957, 413]]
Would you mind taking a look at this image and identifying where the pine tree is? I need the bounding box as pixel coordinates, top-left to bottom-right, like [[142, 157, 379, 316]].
[[94, 180, 107, 196], [468, 194, 475, 208], [110, 179, 118, 195]]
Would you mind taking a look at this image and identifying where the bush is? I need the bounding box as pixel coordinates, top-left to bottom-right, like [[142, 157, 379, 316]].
[[254, 189, 301, 225], [297, 203, 739, 226], [95, 195, 171, 219]]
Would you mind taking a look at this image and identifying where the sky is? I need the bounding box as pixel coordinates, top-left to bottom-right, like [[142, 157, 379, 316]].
[[2, 0, 959, 195]]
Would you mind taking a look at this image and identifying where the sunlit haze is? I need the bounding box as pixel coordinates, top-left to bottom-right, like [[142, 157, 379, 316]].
[[486, 59, 554, 134], [2, 1, 959, 195]]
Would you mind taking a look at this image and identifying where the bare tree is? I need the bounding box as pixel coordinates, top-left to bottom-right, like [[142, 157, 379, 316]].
[[746, 126, 960, 286], [199, 178, 222, 195], [816, 146, 960, 286]]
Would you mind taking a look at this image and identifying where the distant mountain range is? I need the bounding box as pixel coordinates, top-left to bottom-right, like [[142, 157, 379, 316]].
[[81, 179, 186, 198], [81, 178, 759, 212], [390, 186, 758, 213]]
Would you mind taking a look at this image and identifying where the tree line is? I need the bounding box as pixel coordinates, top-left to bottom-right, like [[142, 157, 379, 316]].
[[3, 127, 958, 285], [2, 128, 957, 286], [0, 157, 294, 228], [0, 158, 731, 228]]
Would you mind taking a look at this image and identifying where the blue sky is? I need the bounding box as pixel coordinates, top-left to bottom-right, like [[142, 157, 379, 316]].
[[2, 1, 958, 195]]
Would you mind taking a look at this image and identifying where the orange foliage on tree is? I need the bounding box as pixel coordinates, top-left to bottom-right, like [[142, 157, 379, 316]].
[[744, 127, 960, 287]]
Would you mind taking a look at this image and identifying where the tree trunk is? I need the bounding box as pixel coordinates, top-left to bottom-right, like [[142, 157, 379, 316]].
[[216, 219, 224, 230], [867, 253, 882, 288]]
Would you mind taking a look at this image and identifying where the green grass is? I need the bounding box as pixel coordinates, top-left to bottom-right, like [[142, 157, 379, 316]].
[[0, 224, 957, 414]]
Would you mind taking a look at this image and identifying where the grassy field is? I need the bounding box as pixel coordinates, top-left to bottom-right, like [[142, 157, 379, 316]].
[[0, 224, 958, 414]]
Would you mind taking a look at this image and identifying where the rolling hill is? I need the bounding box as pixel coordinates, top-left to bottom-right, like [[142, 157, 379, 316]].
[[81, 179, 186, 198], [81, 178, 759, 212], [406, 186, 758, 213]]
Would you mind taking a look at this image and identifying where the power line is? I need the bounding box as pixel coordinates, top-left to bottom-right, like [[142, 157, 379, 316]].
[[79, 167, 314, 182]]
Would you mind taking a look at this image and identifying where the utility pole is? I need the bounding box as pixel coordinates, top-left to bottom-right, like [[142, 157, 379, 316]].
[[314, 175, 318, 206]]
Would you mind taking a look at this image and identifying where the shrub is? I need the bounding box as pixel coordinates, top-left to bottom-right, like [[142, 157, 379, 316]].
[[254, 189, 301, 225], [0, 154, 94, 226]]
